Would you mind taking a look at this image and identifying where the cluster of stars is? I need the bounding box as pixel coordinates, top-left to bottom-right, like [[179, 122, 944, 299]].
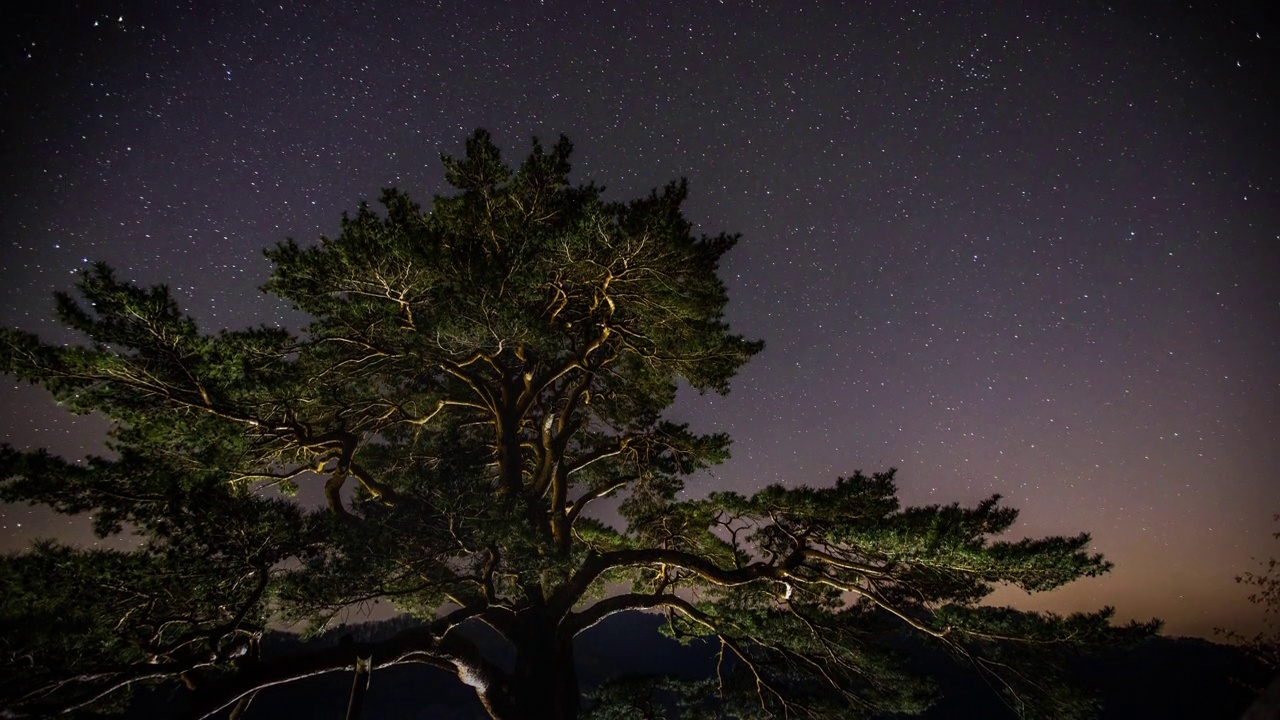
[[0, 0, 1275, 639]]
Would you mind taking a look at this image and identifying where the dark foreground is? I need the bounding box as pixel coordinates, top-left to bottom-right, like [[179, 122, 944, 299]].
[[135, 613, 1269, 719]]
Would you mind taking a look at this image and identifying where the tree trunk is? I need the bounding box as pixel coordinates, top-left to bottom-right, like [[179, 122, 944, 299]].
[[516, 626, 579, 720], [481, 621, 580, 720]]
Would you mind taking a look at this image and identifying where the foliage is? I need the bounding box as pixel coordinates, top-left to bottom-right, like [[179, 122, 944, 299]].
[[0, 130, 1156, 719], [1217, 514, 1280, 672]]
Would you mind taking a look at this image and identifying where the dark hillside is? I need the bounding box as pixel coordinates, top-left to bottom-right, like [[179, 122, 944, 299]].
[[143, 614, 1268, 719]]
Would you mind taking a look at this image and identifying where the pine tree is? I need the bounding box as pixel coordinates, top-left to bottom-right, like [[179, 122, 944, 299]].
[[0, 131, 1156, 719]]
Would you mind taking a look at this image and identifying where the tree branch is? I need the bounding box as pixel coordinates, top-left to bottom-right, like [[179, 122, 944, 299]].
[[183, 620, 497, 720], [564, 476, 635, 528]]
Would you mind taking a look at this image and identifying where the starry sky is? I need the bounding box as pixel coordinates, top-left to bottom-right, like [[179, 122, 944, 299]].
[[0, 1, 1276, 640]]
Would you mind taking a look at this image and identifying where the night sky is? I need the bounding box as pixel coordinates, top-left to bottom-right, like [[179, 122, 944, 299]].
[[1, 1, 1276, 640]]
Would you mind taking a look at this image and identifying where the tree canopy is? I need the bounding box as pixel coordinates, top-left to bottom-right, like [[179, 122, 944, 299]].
[[0, 130, 1157, 719]]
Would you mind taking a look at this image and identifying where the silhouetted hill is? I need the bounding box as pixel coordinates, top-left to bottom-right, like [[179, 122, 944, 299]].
[[887, 628, 1271, 719], [1080, 635, 1271, 719], [143, 614, 1270, 718]]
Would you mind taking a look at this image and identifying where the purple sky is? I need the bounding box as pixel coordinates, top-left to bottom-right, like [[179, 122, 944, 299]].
[[1, 1, 1276, 639]]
